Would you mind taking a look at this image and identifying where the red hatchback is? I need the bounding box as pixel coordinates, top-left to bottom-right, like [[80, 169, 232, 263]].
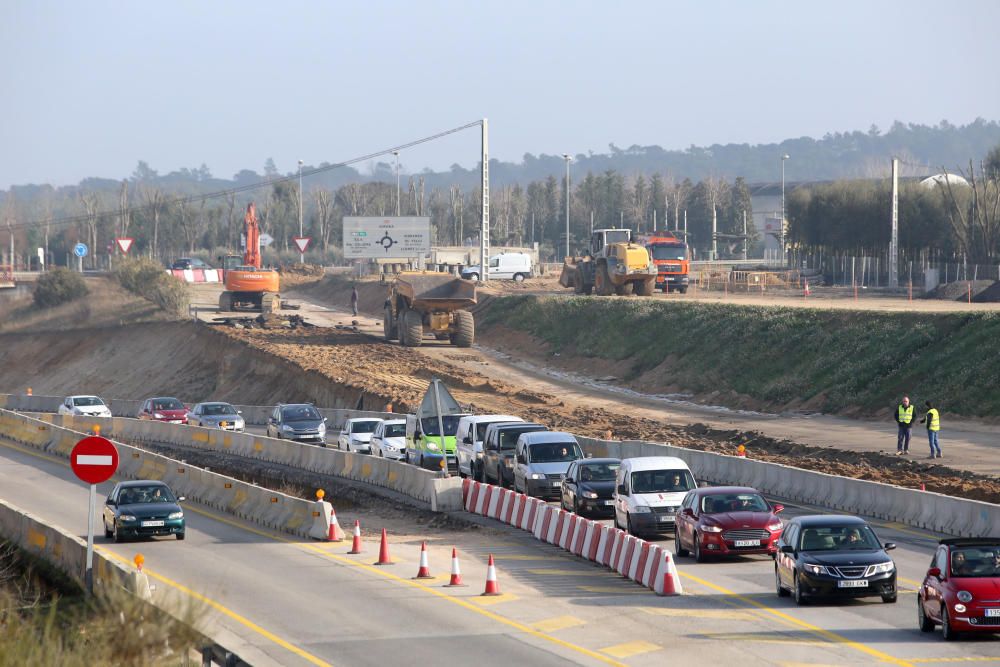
[[674, 486, 784, 562], [919, 538, 1000, 640], [137, 397, 188, 424]]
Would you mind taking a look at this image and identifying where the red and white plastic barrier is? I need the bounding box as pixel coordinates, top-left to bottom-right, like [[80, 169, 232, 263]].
[[166, 268, 223, 283]]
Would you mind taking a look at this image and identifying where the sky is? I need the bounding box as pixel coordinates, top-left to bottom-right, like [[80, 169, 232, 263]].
[[1, 0, 998, 189]]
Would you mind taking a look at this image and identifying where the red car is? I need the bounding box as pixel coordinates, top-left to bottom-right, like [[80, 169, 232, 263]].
[[137, 397, 188, 424], [674, 486, 784, 561], [919, 538, 1000, 640]]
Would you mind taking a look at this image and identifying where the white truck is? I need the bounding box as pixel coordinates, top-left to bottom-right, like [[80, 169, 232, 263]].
[[461, 253, 532, 282]]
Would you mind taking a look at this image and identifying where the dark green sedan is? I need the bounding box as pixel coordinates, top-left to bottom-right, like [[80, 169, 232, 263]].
[[103, 480, 186, 542]]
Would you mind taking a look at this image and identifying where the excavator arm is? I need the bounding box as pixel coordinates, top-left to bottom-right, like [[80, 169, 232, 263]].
[[243, 203, 262, 269]]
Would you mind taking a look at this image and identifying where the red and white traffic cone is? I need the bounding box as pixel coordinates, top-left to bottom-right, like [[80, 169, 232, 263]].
[[920, 482, 926, 491], [445, 548, 466, 587], [348, 520, 362, 554], [803, 279, 811, 298], [374, 528, 394, 565], [481, 554, 501, 596], [327, 508, 345, 542], [413, 541, 433, 579], [658, 552, 683, 596]]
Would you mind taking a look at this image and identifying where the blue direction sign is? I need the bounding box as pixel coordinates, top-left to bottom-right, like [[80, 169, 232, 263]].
[[73, 243, 88, 258]]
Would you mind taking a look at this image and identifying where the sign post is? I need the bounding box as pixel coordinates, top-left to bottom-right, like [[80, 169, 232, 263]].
[[71, 436, 119, 593], [73, 243, 88, 273]]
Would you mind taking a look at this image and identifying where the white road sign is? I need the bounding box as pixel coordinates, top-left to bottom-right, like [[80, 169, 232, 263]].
[[259, 233, 274, 247], [343, 217, 431, 259]]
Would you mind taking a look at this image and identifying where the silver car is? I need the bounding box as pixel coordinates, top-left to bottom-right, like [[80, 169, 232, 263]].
[[513, 431, 584, 498], [187, 402, 245, 431]]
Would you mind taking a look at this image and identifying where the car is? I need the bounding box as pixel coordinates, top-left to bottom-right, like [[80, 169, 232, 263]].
[[186, 401, 245, 431], [775, 515, 897, 605], [170, 257, 212, 270], [561, 458, 620, 516], [371, 419, 406, 459], [405, 412, 470, 473], [481, 422, 547, 487], [674, 486, 785, 562], [266, 404, 327, 445], [137, 397, 188, 424], [102, 480, 186, 542], [58, 395, 112, 418], [613, 457, 696, 537], [455, 414, 524, 480], [918, 537, 1000, 640], [338, 417, 383, 453], [513, 431, 584, 498]]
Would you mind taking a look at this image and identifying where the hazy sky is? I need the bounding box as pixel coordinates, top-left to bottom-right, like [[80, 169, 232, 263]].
[[2, 0, 998, 189]]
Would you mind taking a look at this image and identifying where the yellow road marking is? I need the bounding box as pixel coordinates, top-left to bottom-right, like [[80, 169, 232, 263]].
[[487, 554, 566, 561], [469, 593, 519, 606], [600, 640, 660, 659], [696, 632, 826, 646], [908, 659, 1000, 663], [640, 607, 757, 621], [678, 570, 912, 666], [531, 615, 586, 632]]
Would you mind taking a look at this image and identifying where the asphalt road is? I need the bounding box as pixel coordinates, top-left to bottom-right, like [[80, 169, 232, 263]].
[[3, 434, 998, 666]]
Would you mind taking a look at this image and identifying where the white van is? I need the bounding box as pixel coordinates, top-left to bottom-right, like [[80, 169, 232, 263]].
[[461, 253, 532, 282], [613, 456, 696, 537], [455, 414, 524, 479]]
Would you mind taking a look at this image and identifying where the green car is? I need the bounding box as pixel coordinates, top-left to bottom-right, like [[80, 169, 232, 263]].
[[103, 480, 186, 542], [405, 413, 469, 473]]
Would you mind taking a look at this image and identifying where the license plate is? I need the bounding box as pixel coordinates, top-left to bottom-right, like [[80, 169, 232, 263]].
[[734, 539, 760, 547], [141, 520, 165, 527], [986, 609, 1000, 617], [603, 500, 614, 505], [837, 579, 869, 588], [170, 420, 183, 424], [658, 516, 674, 522]]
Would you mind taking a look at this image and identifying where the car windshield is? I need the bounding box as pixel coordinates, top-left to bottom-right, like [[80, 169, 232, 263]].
[[579, 462, 619, 481], [701, 493, 769, 513], [383, 423, 406, 438], [282, 406, 321, 421], [351, 420, 380, 434], [73, 397, 105, 407], [119, 485, 176, 505], [798, 525, 881, 551], [476, 421, 515, 441], [529, 442, 583, 463], [153, 398, 184, 411], [630, 470, 695, 494], [202, 403, 237, 416], [650, 244, 687, 261], [421, 415, 462, 437], [498, 428, 539, 450], [950, 546, 1000, 578]]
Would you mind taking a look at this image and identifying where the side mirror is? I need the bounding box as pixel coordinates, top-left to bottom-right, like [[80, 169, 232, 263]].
[[238, 410, 243, 415], [178, 496, 186, 503], [682, 507, 694, 517], [884, 542, 896, 551], [585, 453, 593, 458], [323, 417, 328, 423], [780, 545, 795, 554], [772, 503, 785, 514], [927, 567, 941, 579], [105, 498, 115, 506], [617, 484, 628, 496]]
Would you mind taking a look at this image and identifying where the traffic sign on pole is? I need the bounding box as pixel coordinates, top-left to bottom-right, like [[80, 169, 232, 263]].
[[259, 233, 274, 247], [71, 436, 119, 593], [115, 238, 134, 254], [293, 237, 311, 254], [73, 243, 89, 258]]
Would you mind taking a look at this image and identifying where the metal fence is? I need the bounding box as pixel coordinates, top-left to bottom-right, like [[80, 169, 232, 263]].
[[789, 249, 1000, 291]]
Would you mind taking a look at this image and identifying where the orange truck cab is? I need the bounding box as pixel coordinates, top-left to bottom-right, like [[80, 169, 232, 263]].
[[641, 234, 690, 293]]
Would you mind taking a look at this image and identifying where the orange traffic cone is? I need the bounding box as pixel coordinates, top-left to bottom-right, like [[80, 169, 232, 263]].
[[348, 520, 362, 554], [413, 541, 432, 579], [327, 508, 345, 542], [481, 554, 500, 596], [445, 548, 466, 587], [803, 279, 811, 298], [373, 528, 394, 565]]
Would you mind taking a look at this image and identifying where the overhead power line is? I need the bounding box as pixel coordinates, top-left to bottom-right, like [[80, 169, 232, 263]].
[[6, 120, 484, 233]]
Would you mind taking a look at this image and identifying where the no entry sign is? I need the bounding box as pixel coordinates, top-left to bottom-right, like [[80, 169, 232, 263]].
[[71, 436, 119, 484]]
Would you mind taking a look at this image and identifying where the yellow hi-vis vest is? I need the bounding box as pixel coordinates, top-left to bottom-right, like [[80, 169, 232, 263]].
[[897, 404, 914, 424], [927, 408, 940, 431]]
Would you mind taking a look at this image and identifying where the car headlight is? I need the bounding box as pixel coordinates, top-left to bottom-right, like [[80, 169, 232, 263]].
[[632, 505, 651, 513], [119, 514, 137, 522], [168, 511, 183, 520], [767, 520, 783, 532], [867, 561, 895, 575], [955, 603, 967, 613], [957, 590, 973, 603], [803, 563, 831, 576], [318, 424, 326, 433], [281, 425, 294, 432], [702, 525, 723, 533], [153, 412, 165, 419], [582, 491, 599, 499], [427, 441, 440, 451], [529, 473, 545, 480]]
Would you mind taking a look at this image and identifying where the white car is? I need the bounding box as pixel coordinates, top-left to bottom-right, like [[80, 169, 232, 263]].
[[455, 414, 524, 479], [337, 418, 383, 454], [371, 419, 407, 460], [58, 395, 113, 418]]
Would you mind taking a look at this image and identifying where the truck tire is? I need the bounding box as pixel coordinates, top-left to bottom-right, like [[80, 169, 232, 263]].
[[679, 286, 689, 294], [218, 291, 233, 312], [401, 308, 423, 347], [636, 277, 655, 296], [596, 264, 614, 296], [383, 306, 398, 341], [615, 281, 633, 296], [453, 310, 474, 348]]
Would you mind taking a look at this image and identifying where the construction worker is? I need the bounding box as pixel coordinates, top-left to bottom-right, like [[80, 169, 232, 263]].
[[894, 395, 914, 455], [920, 400, 942, 459], [350, 285, 359, 316]]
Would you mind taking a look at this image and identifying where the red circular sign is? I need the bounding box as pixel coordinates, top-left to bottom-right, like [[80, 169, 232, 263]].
[[70, 436, 119, 484]]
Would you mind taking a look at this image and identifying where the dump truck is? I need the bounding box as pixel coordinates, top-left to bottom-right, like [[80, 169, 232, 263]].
[[558, 228, 657, 296], [383, 271, 477, 347], [639, 233, 690, 293]]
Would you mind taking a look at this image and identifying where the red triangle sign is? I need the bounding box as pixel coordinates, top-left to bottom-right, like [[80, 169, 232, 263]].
[[293, 236, 311, 253], [115, 238, 134, 254]]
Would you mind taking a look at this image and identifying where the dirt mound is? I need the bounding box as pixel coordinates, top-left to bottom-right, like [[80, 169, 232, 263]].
[[924, 280, 996, 301]]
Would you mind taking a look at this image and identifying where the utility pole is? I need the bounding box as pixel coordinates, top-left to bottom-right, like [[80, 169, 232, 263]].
[[562, 154, 571, 258], [653, 209, 657, 232], [298, 160, 304, 264], [781, 154, 790, 266], [684, 210, 687, 240], [480, 119, 490, 283], [889, 157, 899, 288], [743, 210, 748, 261], [393, 151, 401, 217], [590, 210, 594, 236], [711, 205, 718, 260]]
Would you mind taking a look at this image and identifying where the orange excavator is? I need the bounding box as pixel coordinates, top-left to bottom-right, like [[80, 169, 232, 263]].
[[218, 203, 281, 313]]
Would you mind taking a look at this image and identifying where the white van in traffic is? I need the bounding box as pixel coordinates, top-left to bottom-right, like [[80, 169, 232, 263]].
[[613, 456, 696, 537], [455, 414, 524, 480], [461, 253, 532, 282]]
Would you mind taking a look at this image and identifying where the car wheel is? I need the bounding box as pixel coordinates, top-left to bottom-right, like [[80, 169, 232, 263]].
[[626, 513, 637, 537], [693, 533, 706, 563], [674, 525, 689, 558], [404, 450, 411, 465], [176, 532, 185, 541], [942, 605, 958, 641], [113, 522, 123, 544], [573, 496, 581, 516], [104, 519, 113, 539], [776, 565, 789, 597], [918, 597, 934, 632], [513, 273, 525, 283], [793, 572, 808, 606], [882, 592, 897, 604]]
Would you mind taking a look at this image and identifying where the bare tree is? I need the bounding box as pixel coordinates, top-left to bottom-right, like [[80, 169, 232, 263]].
[[703, 176, 730, 259], [140, 185, 167, 260], [80, 192, 102, 269], [313, 188, 335, 250], [118, 180, 131, 238], [940, 161, 1000, 262]]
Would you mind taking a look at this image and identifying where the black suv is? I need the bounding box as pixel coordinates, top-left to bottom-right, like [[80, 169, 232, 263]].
[[266, 403, 327, 445], [481, 422, 546, 487]]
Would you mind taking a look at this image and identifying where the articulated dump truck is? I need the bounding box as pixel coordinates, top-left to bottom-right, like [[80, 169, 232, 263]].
[[383, 272, 477, 347], [559, 228, 657, 296]]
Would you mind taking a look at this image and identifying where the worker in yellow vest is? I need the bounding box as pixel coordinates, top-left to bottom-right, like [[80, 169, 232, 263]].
[[894, 395, 914, 455], [920, 400, 941, 459]]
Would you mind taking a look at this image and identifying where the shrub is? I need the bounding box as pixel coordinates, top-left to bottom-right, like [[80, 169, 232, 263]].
[[113, 258, 189, 316], [32, 268, 89, 308]]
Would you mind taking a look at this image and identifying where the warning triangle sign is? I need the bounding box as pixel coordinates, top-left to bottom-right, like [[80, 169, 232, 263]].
[[115, 238, 134, 254], [417, 379, 463, 421], [293, 236, 311, 253]]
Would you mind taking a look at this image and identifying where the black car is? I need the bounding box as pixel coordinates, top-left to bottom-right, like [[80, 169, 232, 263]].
[[481, 422, 547, 487], [103, 480, 186, 542], [775, 515, 897, 605], [170, 257, 212, 270], [561, 458, 620, 516], [266, 403, 327, 445]]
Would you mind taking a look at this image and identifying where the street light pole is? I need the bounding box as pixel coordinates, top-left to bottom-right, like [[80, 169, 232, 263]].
[[781, 154, 790, 265], [298, 159, 305, 264], [563, 154, 571, 258], [393, 151, 401, 216]]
